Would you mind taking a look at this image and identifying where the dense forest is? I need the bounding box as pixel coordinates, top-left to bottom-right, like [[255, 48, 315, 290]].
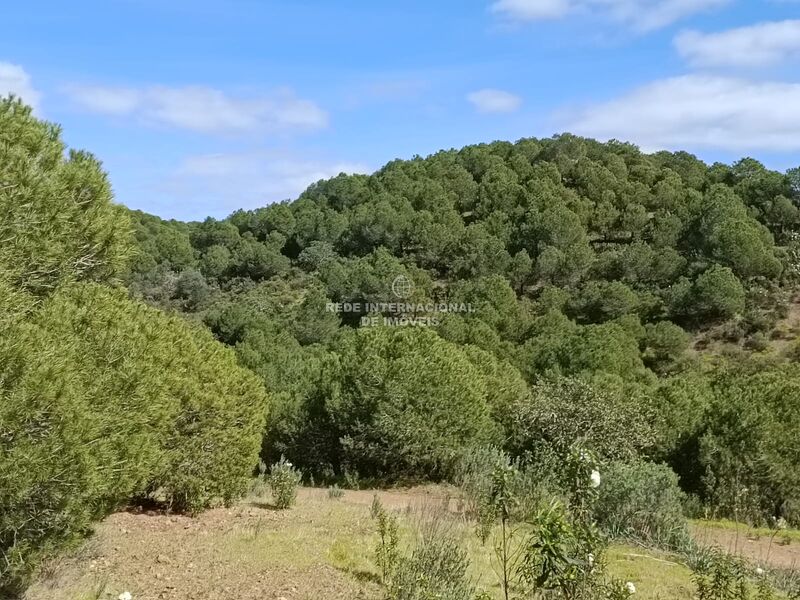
[[126, 120, 800, 517], [3, 95, 800, 596]]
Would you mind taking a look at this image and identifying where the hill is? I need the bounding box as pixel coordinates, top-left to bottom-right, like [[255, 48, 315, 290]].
[[126, 134, 800, 526]]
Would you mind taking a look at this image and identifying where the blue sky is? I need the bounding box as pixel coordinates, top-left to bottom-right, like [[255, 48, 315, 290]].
[[2, 0, 800, 220]]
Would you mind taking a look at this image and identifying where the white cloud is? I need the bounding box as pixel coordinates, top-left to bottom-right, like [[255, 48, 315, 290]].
[[160, 152, 371, 216], [467, 88, 523, 113], [491, 0, 730, 32], [63, 84, 328, 135], [491, 0, 571, 20], [0, 62, 41, 111], [565, 75, 800, 152], [675, 20, 800, 68]]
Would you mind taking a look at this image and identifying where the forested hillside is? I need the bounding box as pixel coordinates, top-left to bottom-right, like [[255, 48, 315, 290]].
[[4, 93, 800, 598], [127, 134, 800, 526]]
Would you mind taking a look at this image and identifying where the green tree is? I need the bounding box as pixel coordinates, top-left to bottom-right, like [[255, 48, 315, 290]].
[[0, 98, 132, 295], [326, 327, 497, 478], [0, 283, 268, 593], [693, 265, 746, 321]]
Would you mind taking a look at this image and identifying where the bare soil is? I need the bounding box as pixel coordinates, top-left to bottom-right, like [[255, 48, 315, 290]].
[[26, 488, 389, 600], [692, 523, 800, 570]]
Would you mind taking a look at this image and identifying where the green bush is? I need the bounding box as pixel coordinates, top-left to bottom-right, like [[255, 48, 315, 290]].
[[387, 516, 475, 600], [507, 377, 654, 465], [699, 366, 800, 525], [593, 460, 691, 552], [325, 327, 497, 479], [268, 457, 302, 509], [453, 445, 553, 539], [0, 284, 268, 593]]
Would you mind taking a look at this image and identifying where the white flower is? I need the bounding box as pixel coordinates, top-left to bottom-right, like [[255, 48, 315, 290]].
[[755, 567, 765, 576], [587, 552, 595, 567], [625, 581, 636, 594], [118, 593, 132, 600], [590, 469, 601, 488], [776, 517, 788, 531]]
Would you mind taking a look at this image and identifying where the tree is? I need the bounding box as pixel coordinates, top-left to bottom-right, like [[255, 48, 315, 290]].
[[0, 98, 132, 295], [693, 265, 746, 321], [642, 321, 690, 371], [570, 281, 639, 323], [325, 327, 497, 478], [0, 283, 268, 593], [533, 205, 594, 285]]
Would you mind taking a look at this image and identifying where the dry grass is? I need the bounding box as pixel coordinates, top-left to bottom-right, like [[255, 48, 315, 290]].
[[26, 486, 795, 600]]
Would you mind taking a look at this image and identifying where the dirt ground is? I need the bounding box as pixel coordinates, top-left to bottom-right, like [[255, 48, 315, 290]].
[[692, 523, 800, 570], [26, 488, 389, 600], [23, 487, 799, 600]]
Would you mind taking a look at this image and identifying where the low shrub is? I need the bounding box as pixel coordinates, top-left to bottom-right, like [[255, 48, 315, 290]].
[[327, 485, 345, 500], [453, 445, 553, 541], [593, 460, 691, 552], [386, 514, 475, 600], [269, 457, 302, 509], [371, 496, 400, 584]]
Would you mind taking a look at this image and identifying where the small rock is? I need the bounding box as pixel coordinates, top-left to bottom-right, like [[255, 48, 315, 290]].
[[156, 554, 170, 564]]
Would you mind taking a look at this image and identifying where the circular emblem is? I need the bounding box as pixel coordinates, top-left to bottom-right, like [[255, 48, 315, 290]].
[[391, 275, 413, 299]]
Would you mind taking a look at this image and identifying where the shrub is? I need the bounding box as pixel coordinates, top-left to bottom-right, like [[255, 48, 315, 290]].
[[519, 500, 602, 598], [453, 446, 552, 540], [387, 513, 475, 600], [454, 446, 516, 543], [371, 496, 400, 584], [0, 284, 268, 593], [692, 549, 762, 600], [327, 485, 345, 500], [325, 327, 498, 479], [269, 457, 302, 509], [593, 460, 691, 552], [507, 377, 653, 466]]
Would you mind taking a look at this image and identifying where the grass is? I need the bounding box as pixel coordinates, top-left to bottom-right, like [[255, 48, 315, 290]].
[[30, 486, 794, 600], [323, 495, 698, 599], [606, 546, 695, 600], [200, 490, 704, 599]]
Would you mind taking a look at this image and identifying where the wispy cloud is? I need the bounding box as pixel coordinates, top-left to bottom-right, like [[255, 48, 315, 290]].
[[491, 0, 571, 21], [491, 0, 730, 32], [675, 20, 800, 68], [63, 84, 328, 135], [157, 152, 371, 217], [0, 62, 41, 111], [467, 88, 523, 113], [565, 75, 800, 152]]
